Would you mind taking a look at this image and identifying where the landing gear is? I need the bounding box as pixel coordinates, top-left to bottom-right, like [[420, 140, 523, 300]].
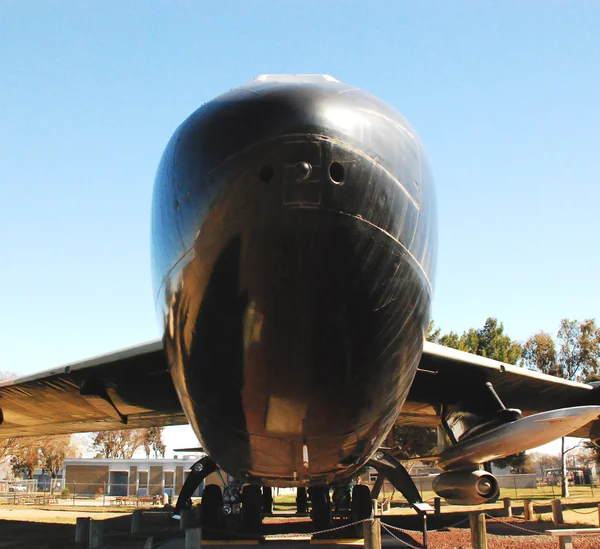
[[333, 485, 351, 513], [296, 487, 307, 513], [174, 456, 218, 514], [241, 485, 262, 537], [309, 486, 332, 531], [200, 484, 224, 537], [350, 485, 373, 537], [262, 486, 273, 514]]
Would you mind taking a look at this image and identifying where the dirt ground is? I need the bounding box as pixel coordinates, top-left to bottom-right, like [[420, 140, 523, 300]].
[[1, 504, 600, 548]]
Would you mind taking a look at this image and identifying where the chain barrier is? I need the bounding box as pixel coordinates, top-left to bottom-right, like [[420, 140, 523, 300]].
[[264, 518, 372, 539], [562, 504, 599, 515], [485, 514, 542, 535], [381, 517, 469, 534], [380, 523, 422, 549]]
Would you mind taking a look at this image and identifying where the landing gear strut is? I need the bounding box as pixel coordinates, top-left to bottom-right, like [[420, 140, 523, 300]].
[[174, 456, 218, 514], [368, 450, 433, 549]]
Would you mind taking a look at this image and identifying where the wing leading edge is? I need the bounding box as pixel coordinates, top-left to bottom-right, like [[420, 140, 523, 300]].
[[0, 340, 186, 438], [399, 341, 600, 442]]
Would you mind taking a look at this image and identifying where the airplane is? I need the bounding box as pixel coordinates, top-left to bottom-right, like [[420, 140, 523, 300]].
[[2, 74, 600, 536]]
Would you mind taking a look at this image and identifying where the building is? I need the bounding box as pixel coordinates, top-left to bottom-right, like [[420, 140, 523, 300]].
[[63, 454, 212, 498]]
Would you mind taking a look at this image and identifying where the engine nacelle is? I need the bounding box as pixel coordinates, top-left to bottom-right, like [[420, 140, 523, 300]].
[[432, 470, 499, 505]]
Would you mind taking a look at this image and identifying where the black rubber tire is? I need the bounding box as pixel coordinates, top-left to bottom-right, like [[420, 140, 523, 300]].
[[350, 485, 372, 537], [241, 485, 263, 537], [309, 486, 332, 532], [262, 486, 273, 514], [296, 487, 308, 514], [200, 484, 224, 536]]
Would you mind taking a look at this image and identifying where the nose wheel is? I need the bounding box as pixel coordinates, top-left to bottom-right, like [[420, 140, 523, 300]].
[[200, 484, 225, 538], [241, 485, 263, 537], [350, 485, 373, 537]]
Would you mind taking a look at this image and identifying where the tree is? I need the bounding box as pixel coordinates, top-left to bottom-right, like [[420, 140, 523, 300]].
[[459, 318, 522, 365], [557, 319, 600, 381], [428, 318, 522, 364], [0, 372, 17, 465], [10, 438, 42, 479], [522, 332, 558, 375], [39, 435, 76, 480], [492, 452, 534, 474], [390, 426, 437, 460], [426, 320, 441, 343], [141, 427, 166, 458], [92, 427, 166, 459], [521, 318, 600, 496], [523, 319, 600, 382]]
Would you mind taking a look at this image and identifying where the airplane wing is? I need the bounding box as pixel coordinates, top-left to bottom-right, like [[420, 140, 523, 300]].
[[0, 340, 186, 438], [399, 341, 600, 441]]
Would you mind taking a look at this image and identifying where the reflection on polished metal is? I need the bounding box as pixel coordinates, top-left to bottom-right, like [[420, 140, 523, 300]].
[[151, 74, 437, 487]]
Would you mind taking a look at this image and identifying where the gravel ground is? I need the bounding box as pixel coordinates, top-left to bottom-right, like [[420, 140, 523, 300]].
[[380, 517, 600, 549], [2, 505, 600, 548]]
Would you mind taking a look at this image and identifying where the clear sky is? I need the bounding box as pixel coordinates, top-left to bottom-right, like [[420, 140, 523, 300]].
[[1, 2, 599, 454]]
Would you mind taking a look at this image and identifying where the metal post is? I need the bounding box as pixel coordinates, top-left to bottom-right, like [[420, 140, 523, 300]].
[[363, 518, 381, 549], [131, 509, 143, 535], [552, 498, 564, 526], [422, 513, 428, 549], [186, 527, 202, 549], [74, 517, 90, 544], [180, 508, 193, 531], [89, 520, 105, 549], [434, 497, 441, 516], [469, 512, 487, 549]]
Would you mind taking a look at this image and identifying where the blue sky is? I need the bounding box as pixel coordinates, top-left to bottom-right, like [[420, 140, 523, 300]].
[[1, 2, 599, 452]]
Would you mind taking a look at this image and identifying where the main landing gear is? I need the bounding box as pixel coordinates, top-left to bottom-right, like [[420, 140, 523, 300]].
[[308, 484, 373, 538]]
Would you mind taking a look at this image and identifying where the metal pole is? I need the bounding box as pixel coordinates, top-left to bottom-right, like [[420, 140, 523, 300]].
[[422, 513, 428, 549]]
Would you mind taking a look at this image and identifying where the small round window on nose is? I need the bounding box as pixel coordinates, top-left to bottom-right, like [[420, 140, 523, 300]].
[[329, 162, 344, 184], [260, 164, 274, 183]]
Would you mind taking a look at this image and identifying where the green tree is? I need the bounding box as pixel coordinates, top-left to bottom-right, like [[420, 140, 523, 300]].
[[521, 319, 600, 382], [521, 318, 600, 497], [492, 451, 534, 474], [426, 320, 440, 343], [459, 318, 522, 365], [428, 318, 521, 364], [389, 426, 438, 460], [522, 332, 558, 375]]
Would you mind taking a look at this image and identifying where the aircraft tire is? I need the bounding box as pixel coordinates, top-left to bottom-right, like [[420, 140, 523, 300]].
[[241, 485, 262, 537], [200, 484, 224, 537], [262, 486, 273, 514], [350, 485, 372, 537], [309, 486, 332, 532], [296, 487, 307, 513]]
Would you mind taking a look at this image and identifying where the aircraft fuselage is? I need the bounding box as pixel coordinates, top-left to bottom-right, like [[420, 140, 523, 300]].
[[151, 75, 437, 486]]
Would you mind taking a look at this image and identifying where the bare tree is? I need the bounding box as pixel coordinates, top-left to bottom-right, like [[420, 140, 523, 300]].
[[92, 428, 166, 459]]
